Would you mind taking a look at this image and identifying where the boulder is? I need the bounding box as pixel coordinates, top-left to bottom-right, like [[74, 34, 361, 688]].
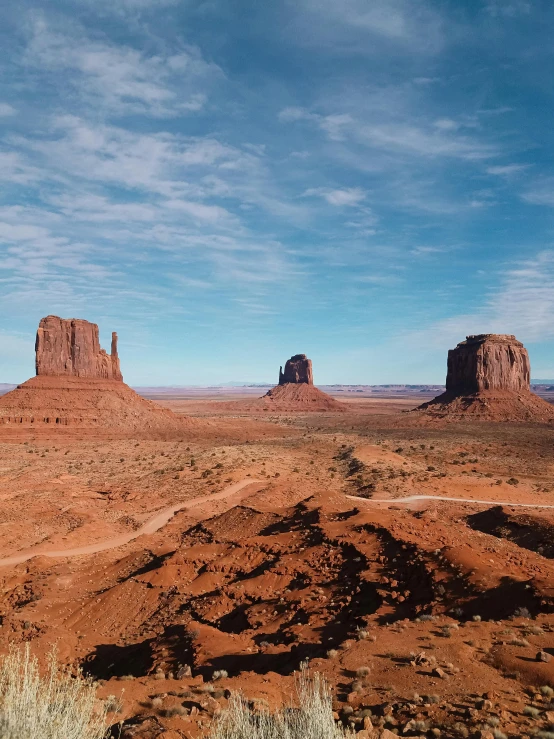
[[278, 354, 313, 385], [35, 315, 122, 381]]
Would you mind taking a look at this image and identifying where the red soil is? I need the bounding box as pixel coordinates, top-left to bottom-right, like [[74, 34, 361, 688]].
[[0, 376, 186, 432], [219, 383, 348, 413], [1, 393, 554, 738], [416, 389, 554, 423]]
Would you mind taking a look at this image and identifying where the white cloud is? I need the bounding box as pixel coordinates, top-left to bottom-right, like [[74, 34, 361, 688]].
[[23, 17, 221, 117], [521, 178, 554, 206], [288, 0, 443, 53], [303, 187, 366, 206], [410, 245, 450, 256], [433, 118, 458, 131], [487, 164, 529, 176], [163, 199, 236, 223], [324, 188, 366, 206], [278, 107, 316, 122], [0, 152, 42, 185], [402, 251, 554, 350], [0, 103, 15, 117], [357, 122, 496, 160], [280, 103, 497, 162]]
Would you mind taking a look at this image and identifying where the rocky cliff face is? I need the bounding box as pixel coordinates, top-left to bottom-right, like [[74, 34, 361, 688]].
[[35, 315, 123, 381], [445, 334, 530, 395], [278, 354, 313, 385]]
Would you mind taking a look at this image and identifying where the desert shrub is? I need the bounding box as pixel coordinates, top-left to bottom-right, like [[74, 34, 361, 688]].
[[523, 705, 540, 717], [0, 644, 107, 739], [206, 665, 355, 739]]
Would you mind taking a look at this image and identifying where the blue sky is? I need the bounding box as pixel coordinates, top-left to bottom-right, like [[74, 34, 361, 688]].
[[1, 0, 554, 385]]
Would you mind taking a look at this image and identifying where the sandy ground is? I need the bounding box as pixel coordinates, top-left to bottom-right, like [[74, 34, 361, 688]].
[[1, 392, 554, 738]]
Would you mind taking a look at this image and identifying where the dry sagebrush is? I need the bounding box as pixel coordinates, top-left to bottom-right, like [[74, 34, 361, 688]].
[[207, 665, 354, 739], [0, 644, 107, 739]]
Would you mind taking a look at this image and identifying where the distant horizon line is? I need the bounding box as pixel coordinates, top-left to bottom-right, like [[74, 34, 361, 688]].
[[1, 380, 554, 390]]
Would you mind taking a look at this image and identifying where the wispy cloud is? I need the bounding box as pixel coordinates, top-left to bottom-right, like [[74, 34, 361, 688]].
[[287, 0, 444, 53], [304, 187, 366, 206], [402, 251, 554, 350], [521, 178, 554, 206], [487, 164, 530, 176], [23, 16, 220, 117]]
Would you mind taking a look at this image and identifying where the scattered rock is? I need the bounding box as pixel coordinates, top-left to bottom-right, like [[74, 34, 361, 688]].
[[537, 650, 552, 662]]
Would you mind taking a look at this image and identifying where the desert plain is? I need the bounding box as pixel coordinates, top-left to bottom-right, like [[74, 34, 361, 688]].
[[2, 378, 554, 739]]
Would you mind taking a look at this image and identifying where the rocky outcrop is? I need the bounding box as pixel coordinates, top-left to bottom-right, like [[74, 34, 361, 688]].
[[446, 334, 530, 395], [35, 316, 122, 381], [278, 354, 313, 385], [0, 315, 193, 434], [417, 333, 554, 422]]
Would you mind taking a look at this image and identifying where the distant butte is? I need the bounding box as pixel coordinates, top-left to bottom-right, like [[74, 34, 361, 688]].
[[417, 333, 554, 422], [278, 354, 313, 385], [262, 354, 347, 411]]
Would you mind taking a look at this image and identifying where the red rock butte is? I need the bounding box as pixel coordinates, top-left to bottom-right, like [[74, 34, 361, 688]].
[[262, 353, 346, 412], [35, 315, 122, 381], [417, 333, 554, 422], [278, 354, 313, 385], [0, 315, 186, 434]]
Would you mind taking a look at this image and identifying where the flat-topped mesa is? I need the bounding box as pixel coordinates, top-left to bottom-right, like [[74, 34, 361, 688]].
[[35, 315, 123, 381], [278, 354, 313, 385], [446, 334, 530, 395]]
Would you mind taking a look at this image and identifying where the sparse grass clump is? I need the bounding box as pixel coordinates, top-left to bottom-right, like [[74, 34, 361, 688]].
[[523, 705, 541, 718], [207, 665, 354, 739], [509, 638, 530, 647], [513, 606, 532, 619], [355, 666, 371, 678], [0, 644, 107, 739]]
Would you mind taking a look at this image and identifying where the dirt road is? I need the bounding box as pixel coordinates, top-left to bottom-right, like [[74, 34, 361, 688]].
[[0, 479, 261, 568]]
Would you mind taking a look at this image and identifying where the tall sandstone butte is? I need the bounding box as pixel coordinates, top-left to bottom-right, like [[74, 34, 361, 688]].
[[35, 315, 122, 381], [418, 333, 554, 422], [446, 334, 530, 395], [0, 315, 189, 432], [278, 354, 313, 385]]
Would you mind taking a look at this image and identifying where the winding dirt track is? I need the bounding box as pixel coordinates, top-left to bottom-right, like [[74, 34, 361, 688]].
[[347, 493, 554, 508], [4, 484, 552, 569], [0, 479, 261, 568]]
